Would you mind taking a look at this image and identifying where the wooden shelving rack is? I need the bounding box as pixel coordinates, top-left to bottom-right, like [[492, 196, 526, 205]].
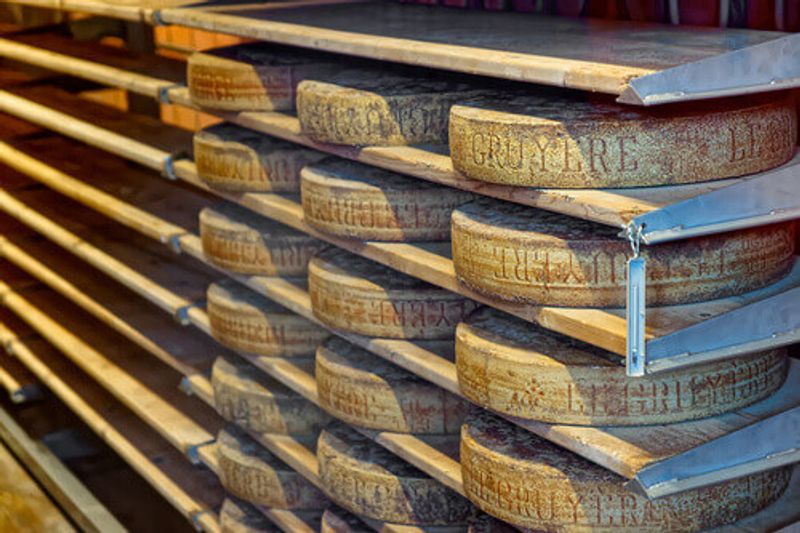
[[0, 2, 797, 531]]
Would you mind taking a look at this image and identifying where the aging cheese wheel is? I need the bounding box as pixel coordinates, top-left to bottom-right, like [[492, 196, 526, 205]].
[[320, 507, 371, 533], [194, 123, 328, 193], [211, 355, 331, 435], [187, 43, 339, 111], [301, 159, 474, 242], [218, 425, 329, 509], [460, 411, 791, 532], [456, 307, 788, 426], [316, 337, 469, 433], [449, 91, 797, 188], [451, 198, 796, 307], [309, 248, 480, 339], [317, 423, 473, 525], [208, 279, 329, 358], [296, 68, 488, 146], [220, 497, 279, 533], [200, 202, 327, 276]]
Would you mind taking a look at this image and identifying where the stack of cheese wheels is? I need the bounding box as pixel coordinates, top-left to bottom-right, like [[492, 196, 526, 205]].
[[200, 202, 327, 276], [316, 337, 469, 433], [456, 307, 788, 425], [217, 425, 330, 510], [451, 198, 796, 307], [318, 423, 473, 526], [296, 67, 488, 146], [219, 496, 281, 532], [194, 123, 328, 192], [448, 91, 797, 188], [187, 42, 340, 111], [211, 355, 331, 436], [309, 248, 479, 338], [460, 410, 791, 531], [301, 158, 474, 241], [207, 279, 329, 358]]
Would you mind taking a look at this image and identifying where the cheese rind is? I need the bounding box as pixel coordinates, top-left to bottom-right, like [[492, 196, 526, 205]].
[[451, 198, 796, 307], [456, 308, 788, 425], [301, 159, 474, 241], [211, 355, 331, 435], [208, 279, 329, 358], [217, 426, 330, 509], [187, 43, 339, 111], [309, 248, 480, 339], [460, 411, 791, 532], [320, 508, 371, 533], [200, 202, 327, 276], [317, 424, 473, 525], [316, 337, 468, 433], [296, 69, 488, 146], [449, 92, 797, 188], [194, 124, 328, 192], [220, 497, 279, 533]]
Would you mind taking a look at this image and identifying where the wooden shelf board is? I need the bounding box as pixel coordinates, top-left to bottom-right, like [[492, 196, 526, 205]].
[[0, 345, 42, 403], [158, 2, 784, 96], [0, 316, 224, 530], [0, 0, 197, 22]]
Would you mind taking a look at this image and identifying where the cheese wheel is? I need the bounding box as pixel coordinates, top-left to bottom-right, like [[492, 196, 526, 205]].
[[301, 159, 475, 241], [211, 355, 331, 435], [309, 248, 480, 339], [320, 507, 371, 533], [449, 91, 797, 188], [217, 426, 330, 510], [194, 123, 328, 193], [467, 515, 517, 533], [317, 424, 473, 525], [316, 337, 469, 434], [187, 43, 340, 111], [460, 411, 791, 532], [296, 68, 488, 146], [220, 497, 280, 533], [451, 198, 796, 307], [456, 307, 788, 426], [200, 202, 327, 276], [208, 279, 329, 358]]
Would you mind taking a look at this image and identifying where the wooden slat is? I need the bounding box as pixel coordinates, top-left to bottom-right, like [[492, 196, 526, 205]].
[[0, 318, 223, 530], [0, 0, 197, 22], [0, 403, 126, 533], [158, 2, 783, 95], [0, 280, 222, 458], [0, 346, 42, 403]]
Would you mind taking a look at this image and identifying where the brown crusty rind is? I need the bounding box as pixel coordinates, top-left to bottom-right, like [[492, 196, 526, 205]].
[[449, 92, 797, 188], [460, 411, 791, 532], [451, 198, 796, 307], [456, 307, 788, 426]]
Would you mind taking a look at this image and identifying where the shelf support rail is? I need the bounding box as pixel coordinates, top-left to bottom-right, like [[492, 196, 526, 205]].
[[627, 405, 800, 499]]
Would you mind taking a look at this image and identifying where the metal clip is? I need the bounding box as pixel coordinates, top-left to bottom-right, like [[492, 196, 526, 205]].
[[626, 223, 647, 377], [162, 154, 178, 181]]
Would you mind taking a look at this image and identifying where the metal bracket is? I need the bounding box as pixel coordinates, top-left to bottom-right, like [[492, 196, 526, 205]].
[[644, 286, 800, 374], [618, 33, 800, 105], [186, 438, 216, 466], [625, 224, 647, 377], [627, 406, 800, 499], [626, 154, 800, 245], [161, 153, 178, 181]]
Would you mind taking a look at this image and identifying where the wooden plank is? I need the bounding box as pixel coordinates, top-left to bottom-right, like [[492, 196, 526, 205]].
[[0, 281, 222, 458], [0, 349, 42, 403], [0, 318, 224, 529], [0, 403, 126, 533], [0, 0, 198, 22], [158, 2, 784, 95]]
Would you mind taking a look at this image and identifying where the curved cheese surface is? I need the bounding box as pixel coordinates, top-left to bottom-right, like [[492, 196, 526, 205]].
[[316, 337, 468, 433], [217, 426, 329, 510], [451, 198, 796, 307], [449, 91, 797, 188], [208, 279, 329, 358], [318, 424, 473, 525], [309, 248, 479, 339], [200, 202, 327, 276], [211, 355, 331, 435], [460, 411, 791, 532], [220, 497, 279, 533], [188, 43, 339, 111], [301, 159, 474, 242], [297, 68, 488, 146], [194, 123, 328, 193], [456, 307, 788, 425]]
